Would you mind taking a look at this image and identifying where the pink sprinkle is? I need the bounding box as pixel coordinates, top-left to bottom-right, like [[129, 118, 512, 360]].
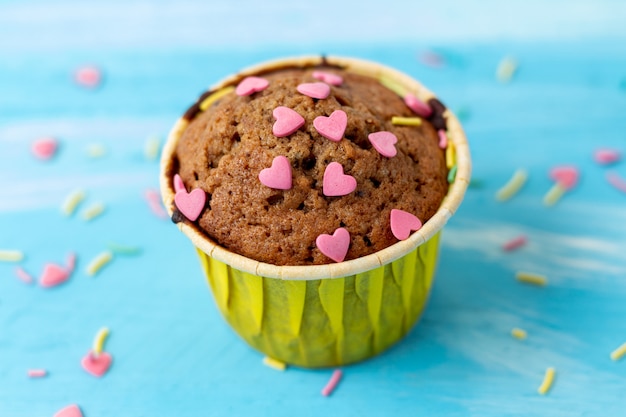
[[74, 65, 102, 88], [144, 189, 168, 219], [31, 137, 59, 160], [594, 149, 621, 165], [420, 51, 444, 68], [321, 369, 343, 396], [438, 130, 448, 149], [606, 171, 626, 193], [27, 369, 48, 378], [66, 252, 77, 273], [15, 267, 34, 284], [502, 235, 527, 251]]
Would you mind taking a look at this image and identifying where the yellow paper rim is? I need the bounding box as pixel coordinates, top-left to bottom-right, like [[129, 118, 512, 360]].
[[160, 55, 471, 280]]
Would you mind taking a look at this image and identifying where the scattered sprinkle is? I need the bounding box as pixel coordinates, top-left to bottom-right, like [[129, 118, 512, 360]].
[[0, 249, 24, 262], [92, 327, 110, 356], [495, 169, 528, 201], [108, 243, 142, 255], [67, 252, 77, 273], [438, 129, 448, 149], [503, 235, 527, 251], [31, 137, 59, 160], [81, 350, 112, 377], [39, 262, 71, 288], [15, 267, 34, 284], [199, 86, 235, 110], [543, 183, 566, 206], [511, 328, 527, 340], [537, 367, 556, 395], [391, 116, 422, 126], [86, 143, 106, 158], [144, 136, 161, 161], [516, 271, 547, 287], [419, 50, 444, 68], [610, 342, 626, 361], [54, 404, 83, 417], [496, 56, 518, 83], [61, 189, 86, 216], [446, 141, 456, 169], [144, 188, 168, 219], [321, 369, 343, 397], [262, 356, 287, 371], [549, 166, 579, 190], [86, 251, 113, 277], [606, 171, 626, 194], [75, 65, 102, 88], [81, 202, 106, 221], [27, 369, 47, 378], [379, 74, 406, 97], [594, 148, 621, 165], [447, 165, 458, 184]]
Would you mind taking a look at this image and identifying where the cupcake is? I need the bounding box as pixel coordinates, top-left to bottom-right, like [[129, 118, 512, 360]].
[[160, 56, 470, 367]]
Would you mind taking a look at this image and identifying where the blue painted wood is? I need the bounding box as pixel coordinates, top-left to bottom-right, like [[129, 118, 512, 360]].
[[1, 2, 626, 416]]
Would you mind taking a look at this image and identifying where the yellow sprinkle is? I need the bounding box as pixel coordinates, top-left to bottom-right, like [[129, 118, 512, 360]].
[[543, 183, 566, 206], [511, 328, 527, 340], [61, 189, 86, 216], [497, 56, 518, 83], [391, 116, 422, 127], [516, 271, 548, 286], [92, 327, 110, 355], [144, 136, 161, 161], [610, 342, 626, 361], [86, 251, 113, 276], [262, 356, 287, 371], [0, 250, 24, 262], [379, 74, 407, 97], [86, 143, 106, 158], [446, 140, 456, 169], [496, 169, 528, 201], [537, 367, 556, 395], [81, 202, 105, 221], [199, 86, 235, 111]]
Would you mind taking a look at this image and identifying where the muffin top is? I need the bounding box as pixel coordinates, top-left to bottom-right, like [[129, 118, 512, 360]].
[[171, 66, 448, 266]]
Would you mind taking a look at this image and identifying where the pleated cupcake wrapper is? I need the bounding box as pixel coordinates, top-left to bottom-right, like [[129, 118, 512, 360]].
[[198, 232, 440, 368], [160, 55, 471, 368]]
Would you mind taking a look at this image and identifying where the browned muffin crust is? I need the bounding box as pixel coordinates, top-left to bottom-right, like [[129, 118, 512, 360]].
[[174, 68, 448, 265]]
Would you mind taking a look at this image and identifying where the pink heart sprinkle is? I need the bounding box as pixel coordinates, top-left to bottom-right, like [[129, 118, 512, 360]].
[[312, 70, 343, 86], [390, 209, 422, 240], [297, 82, 331, 99], [313, 110, 347, 142], [272, 106, 305, 137], [235, 76, 269, 96], [594, 148, 620, 165], [316, 227, 350, 263], [323, 162, 357, 197], [39, 263, 70, 288], [368, 131, 398, 158], [404, 93, 432, 117], [54, 404, 83, 417], [173, 174, 186, 193], [549, 166, 580, 190], [31, 137, 58, 160], [74, 65, 101, 88], [259, 156, 292, 190], [81, 350, 112, 377], [438, 130, 448, 149], [174, 188, 206, 221]]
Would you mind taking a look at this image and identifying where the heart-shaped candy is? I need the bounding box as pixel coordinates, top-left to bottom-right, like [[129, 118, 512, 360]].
[[259, 156, 292, 190], [313, 110, 347, 142], [31, 137, 58, 160], [54, 404, 83, 417], [235, 76, 269, 96], [368, 131, 398, 158], [594, 149, 620, 165], [174, 188, 206, 221], [75, 65, 102, 88], [316, 227, 350, 263], [173, 174, 186, 193], [40, 263, 70, 288], [272, 106, 305, 137], [312, 70, 343, 86], [390, 209, 422, 240], [404, 93, 432, 117], [323, 162, 356, 196], [549, 166, 579, 190], [297, 82, 331, 99], [81, 350, 112, 377]]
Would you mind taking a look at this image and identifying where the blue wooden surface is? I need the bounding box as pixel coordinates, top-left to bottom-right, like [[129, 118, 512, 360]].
[[1, 1, 626, 416]]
